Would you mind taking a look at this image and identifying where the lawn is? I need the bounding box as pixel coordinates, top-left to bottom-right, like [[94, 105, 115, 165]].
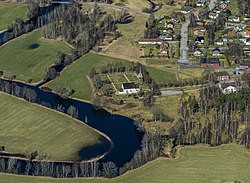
[[0, 29, 72, 83], [102, 14, 148, 62], [1, 144, 250, 183], [47, 53, 177, 101], [0, 3, 27, 31], [0, 92, 102, 161]]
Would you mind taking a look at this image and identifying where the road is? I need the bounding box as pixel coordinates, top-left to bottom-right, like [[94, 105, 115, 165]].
[[161, 88, 201, 96], [177, 0, 218, 64], [177, 19, 191, 64], [208, 0, 218, 10]]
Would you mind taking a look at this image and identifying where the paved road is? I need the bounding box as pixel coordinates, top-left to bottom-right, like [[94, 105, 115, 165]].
[[78, 1, 150, 16], [177, 0, 218, 64], [177, 19, 191, 64], [161, 88, 201, 96], [208, 0, 218, 10]]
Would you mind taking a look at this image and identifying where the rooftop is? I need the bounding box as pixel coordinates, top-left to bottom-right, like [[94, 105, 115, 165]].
[[122, 82, 139, 90]]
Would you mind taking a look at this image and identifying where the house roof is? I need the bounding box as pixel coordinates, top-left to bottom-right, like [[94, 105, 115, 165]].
[[213, 47, 221, 52], [194, 48, 202, 53], [217, 37, 223, 42], [240, 60, 250, 66], [167, 21, 174, 25], [138, 39, 162, 42], [195, 36, 205, 42], [219, 82, 239, 89], [122, 82, 139, 90], [243, 30, 250, 36], [200, 58, 220, 63], [214, 71, 229, 76], [180, 6, 193, 12]]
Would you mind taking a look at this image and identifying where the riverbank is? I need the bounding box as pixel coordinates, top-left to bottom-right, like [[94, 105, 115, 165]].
[[0, 144, 249, 182]]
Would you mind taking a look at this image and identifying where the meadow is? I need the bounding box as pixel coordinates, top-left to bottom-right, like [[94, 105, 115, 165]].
[[47, 53, 177, 101], [0, 92, 101, 161], [0, 144, 250, 183], [0, 3, 27, 31], [0, 29, 71, 83]]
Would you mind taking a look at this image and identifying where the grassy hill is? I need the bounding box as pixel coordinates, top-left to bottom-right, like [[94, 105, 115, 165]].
[[0, 144, 249, 183], [47, 53, 177, 101], [0, 3, 27, 31], [0, 92, 102, 161], [0, 29, 72, 83]]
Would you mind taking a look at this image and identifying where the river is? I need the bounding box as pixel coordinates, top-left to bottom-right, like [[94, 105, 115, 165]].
[[0, 79, 143, 168]]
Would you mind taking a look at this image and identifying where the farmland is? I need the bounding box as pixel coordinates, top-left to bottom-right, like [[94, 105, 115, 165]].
[[0, 144, 250, 183], [0, 29, 71, 83], [0, 92, 101, 161], [0, 3, 27, 31], [47, 53, 177, 101]]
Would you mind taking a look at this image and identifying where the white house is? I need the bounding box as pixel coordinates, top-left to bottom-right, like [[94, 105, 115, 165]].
[[196, 0, 206, 7], [216, 38, 224, 46], [179, 6, 193, 14], [209, 12, 219, 19], [228, 16, 240, 22], [117, 83, 140, 95], [219, 82, 242, 94], [193, 49, 203, 56]]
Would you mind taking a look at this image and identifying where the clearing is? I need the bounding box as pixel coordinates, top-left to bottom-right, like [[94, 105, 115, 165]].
[[0, 29, 72, 83], [0, 3, 27, 31]]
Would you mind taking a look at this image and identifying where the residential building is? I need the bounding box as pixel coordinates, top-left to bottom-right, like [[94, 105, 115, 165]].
[[228, 16, 240, 22], [196, 0, 206, 7], [212, 48, 224, 56], [193, 49, 203, 56], [209, 12, 219, 19], [179, 6, 193, 14], [240, 60, 250, 69], [243, 30, 250, 38], [216, 38, 224, 46], [195, 36, 205, 44], [121, 83, 140, 95], [138, 39, 162, 45], [200, 58, 220, 67], [214, 71, 230, 81], [193, 28, 206, 36], [166, 21, 174, 28], [219, 81, 242, 94], [196, 19, 205, 26], [159, 41, 169, 55]]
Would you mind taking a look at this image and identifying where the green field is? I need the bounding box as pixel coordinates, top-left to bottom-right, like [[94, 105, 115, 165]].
[[0, 144, 250, 183], [0, 29, 71, 83], [47, 53, 177, 101], [0, 92, 101, 161], [0, 3, 27, 31]]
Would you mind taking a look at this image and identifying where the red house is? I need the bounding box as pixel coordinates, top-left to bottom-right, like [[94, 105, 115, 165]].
[[200, 58, 220, 67]]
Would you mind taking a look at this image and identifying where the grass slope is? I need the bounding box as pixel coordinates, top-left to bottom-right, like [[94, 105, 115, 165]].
[[0, 29, 71, 83], [0, 92, 101, 161], [0, 144, 250, 183], [47, 53, 176, 101], [0, 3, 27, 31]]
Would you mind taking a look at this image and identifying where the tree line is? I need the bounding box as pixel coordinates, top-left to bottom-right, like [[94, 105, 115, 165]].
[[170, 85, 250, 149]]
